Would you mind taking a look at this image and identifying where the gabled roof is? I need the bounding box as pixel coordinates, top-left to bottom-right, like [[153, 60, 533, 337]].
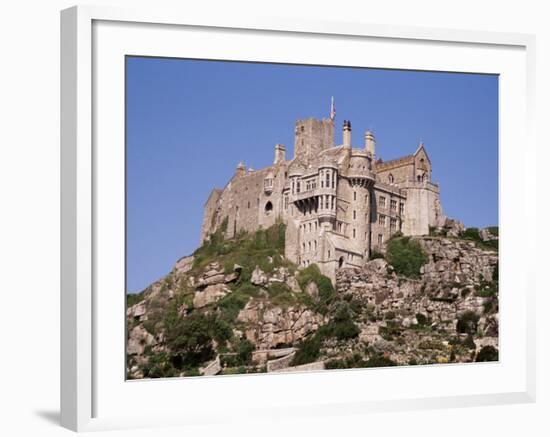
[[413, 143, 432, 165]]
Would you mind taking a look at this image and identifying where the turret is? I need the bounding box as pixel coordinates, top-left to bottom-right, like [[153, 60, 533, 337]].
[[235, 161, 246, 177], [365, 130, 375, 156], [343, 120, 352, 149], [273, 144, 286, 165]]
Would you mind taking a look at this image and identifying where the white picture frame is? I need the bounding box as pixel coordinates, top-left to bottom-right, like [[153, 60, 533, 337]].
[[60, 5, 536, 432]]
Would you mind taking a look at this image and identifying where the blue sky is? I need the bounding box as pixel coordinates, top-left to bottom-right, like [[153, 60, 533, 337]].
[[126, 57, 498, 293]]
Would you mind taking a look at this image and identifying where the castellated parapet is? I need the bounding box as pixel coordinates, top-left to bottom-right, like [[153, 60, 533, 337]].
[[201, 117, 446, 283]]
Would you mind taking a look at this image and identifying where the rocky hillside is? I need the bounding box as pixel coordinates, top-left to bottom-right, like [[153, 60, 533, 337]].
[[126, 221, 499, 378]]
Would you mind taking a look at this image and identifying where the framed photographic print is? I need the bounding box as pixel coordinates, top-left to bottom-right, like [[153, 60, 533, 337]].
[[61, 5, 536, 432]]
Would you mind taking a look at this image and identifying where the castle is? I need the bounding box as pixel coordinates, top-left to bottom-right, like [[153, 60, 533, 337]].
[[201, 115, 446, 282]]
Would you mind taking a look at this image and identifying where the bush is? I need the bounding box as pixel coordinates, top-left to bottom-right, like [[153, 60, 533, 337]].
[[363, 355, 397, 368], [369, 250, 385, 260], [291, 335, 322, 366], [386, 236, 428, 278], [476, 345, 499, 362], [456, 311, 480, 335], [141, 352, 178, 379], [164, 313, 232, 368], [416, 313, 428, 326]]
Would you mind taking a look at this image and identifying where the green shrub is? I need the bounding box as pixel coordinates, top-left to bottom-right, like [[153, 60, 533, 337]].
[[476, 345, 499, 362], [386, 236, 428, 278], [291, 335, 322, 366], [141, 352, 178, 379], [164, 313, 232, 368], [363, 355, 397, 368], [416, 313, 428, 326], [456, 311, 480, 335], [487, 226, 499, 237], [126, 291, 145, 307], [369, 250, 385, 260]]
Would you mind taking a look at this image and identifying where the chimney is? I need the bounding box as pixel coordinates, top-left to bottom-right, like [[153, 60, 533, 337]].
[[343, 120, 352, 148], [273, 144, 286, 165], [365, 130, 376, 156]]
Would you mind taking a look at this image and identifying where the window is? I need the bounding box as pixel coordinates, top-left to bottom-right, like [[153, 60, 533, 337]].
[[328, 250, 331, 258], [265, 201, 273, 214], [320, 171, 324, 188], [353, 210, 357, 220], [308, 242, 311, 252], [331, 196, 335, 210], [314, 240, 317, 251], [378, 234, 383, 246], [284, 196, 289, 210], [353, 228, 356, 238], [292, 180, 295, 193], [400, 202, 405, 216], [388, 173, 394, 184], [332, 172, 336, 188], [309, 222, 312, 232], [325, 196, 329, 209], [247, 201, 250, 209], [390, 218, 397, 232], [297, 180, 301, 193], [326, 172, 330, 188], [379, 214, 386, 226], [353, 191, 357, 201], [390, 200, 397, 213], [379, 196, 386, 208]]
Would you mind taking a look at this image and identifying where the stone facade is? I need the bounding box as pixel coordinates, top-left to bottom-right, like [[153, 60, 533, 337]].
[[201, 117, 446, 283]]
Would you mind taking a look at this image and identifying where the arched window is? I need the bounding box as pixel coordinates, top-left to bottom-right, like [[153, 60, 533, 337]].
[[264, 201, 273, 214], [338, 256, 344, 268], [388, 173, 394, 184], [326, 172, 330, 188]]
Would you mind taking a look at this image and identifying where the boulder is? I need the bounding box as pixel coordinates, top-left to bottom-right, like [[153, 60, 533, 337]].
[[193, 283, 230, 308], [251, 266, 268, 286]]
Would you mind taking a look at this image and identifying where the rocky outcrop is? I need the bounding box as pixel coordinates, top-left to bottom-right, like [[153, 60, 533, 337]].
[[238, 299, 326, 349]]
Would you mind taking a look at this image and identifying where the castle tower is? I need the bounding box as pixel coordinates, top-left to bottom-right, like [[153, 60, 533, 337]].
[[343, 120, 352, 149], [294, 118, 334, 161], [365, 130, 375, 156], [235, 161, 246, 177], [273, 144, 286, 165]]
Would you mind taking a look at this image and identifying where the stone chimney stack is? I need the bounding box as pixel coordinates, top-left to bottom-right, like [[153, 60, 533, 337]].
[[365, 130, 376, 156], [343, 120, 352, 148], [235, 161, 246, 177], [273, 144, 286, 165]]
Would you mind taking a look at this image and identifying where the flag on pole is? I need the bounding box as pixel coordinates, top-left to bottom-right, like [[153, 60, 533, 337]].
[[330, 96, 336, 120]]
